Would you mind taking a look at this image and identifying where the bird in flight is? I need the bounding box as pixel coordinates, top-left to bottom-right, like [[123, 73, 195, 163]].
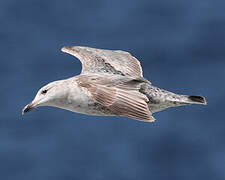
[[22, 46, 206, 122]]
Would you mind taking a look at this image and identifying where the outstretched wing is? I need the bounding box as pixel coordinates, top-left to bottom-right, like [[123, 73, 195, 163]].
[[61, 46, 143, 77], [76, 74, 155, 122]]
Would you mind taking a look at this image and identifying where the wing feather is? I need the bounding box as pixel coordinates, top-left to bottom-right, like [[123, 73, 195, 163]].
[[77, 75, 155, 122], [61, 46, 143, 77]]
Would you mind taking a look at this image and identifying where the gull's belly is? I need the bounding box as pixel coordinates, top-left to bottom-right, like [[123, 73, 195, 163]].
[[61, 89, 114, 116]]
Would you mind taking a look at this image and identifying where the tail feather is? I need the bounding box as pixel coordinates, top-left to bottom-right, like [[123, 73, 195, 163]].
[[187, 95, 207, 105]]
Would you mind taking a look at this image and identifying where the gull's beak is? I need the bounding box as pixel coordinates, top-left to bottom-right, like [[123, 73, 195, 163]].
[[22, 102, 35, 115]]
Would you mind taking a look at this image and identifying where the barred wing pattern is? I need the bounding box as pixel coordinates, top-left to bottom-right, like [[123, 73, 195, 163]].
[[61, 46, 143, 77], [77, 75, 155, 122]]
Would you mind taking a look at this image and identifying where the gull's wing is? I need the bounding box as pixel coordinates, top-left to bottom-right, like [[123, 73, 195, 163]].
[[76, 74, 155, 122], [61, 46, 143, 77]]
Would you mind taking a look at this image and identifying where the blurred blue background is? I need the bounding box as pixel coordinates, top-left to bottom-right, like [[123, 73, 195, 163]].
[[0, 0, 224, 179]]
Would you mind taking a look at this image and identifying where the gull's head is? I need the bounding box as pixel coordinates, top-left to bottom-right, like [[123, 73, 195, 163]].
[[22, 80, 68, 115]]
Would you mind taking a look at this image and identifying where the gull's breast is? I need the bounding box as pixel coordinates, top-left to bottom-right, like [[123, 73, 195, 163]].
[[61, 84, 114, 116]]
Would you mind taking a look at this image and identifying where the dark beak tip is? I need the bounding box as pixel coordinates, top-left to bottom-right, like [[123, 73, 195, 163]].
[[22, 104, 33, 115]]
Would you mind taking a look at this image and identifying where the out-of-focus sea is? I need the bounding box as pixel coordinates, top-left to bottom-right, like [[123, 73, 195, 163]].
[[0, 0, 224, 179]]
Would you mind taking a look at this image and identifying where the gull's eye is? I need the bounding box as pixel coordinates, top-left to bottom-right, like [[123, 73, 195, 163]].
[[41, 89, 48, 95]]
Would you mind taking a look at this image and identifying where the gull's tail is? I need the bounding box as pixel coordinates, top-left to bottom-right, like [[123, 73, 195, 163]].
[[173, 95, 207, 105], [187, 95, 207, 105]]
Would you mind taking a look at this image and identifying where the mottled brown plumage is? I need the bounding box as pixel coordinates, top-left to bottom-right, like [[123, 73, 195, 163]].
[[22, 46, 206, 122], [76, 74, 154, 122], [61, 46, 143, 77]]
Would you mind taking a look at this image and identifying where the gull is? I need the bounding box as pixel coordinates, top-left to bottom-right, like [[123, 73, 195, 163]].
[[22, 46, 206, 122]]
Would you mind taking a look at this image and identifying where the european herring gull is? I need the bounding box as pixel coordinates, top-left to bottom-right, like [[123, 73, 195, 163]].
[[22, 46, 206, 122]]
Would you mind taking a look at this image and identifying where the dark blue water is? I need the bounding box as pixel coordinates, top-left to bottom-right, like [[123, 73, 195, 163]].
[[1, 0, 224, 179]]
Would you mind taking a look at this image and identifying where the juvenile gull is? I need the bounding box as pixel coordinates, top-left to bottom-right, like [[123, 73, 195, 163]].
[[22, 46, 207, 122]]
